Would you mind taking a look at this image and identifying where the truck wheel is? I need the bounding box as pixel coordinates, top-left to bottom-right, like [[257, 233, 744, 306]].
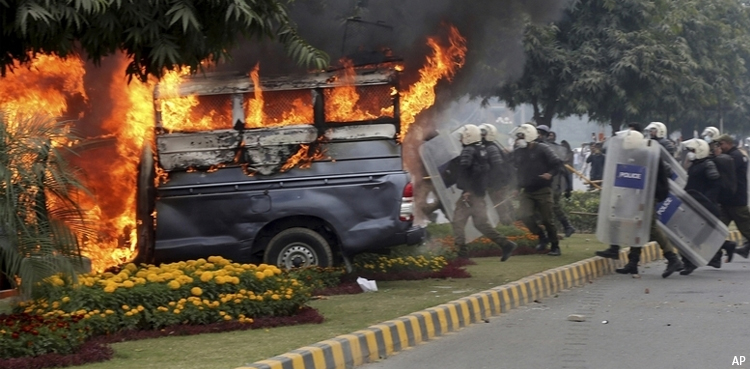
[[264, 228, 334, 269]]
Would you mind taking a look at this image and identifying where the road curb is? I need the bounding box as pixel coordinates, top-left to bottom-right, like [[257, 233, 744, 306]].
[[238, 231, 741, 369]]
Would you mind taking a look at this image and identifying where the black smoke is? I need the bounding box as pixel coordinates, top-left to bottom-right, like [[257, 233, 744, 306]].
[[219, 0, 566, 98]]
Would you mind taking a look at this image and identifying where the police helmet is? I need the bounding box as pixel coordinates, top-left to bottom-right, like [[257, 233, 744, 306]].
[[683, 138, 710, 160], [513, 123, 539, 143], [621, 130, 646, 150], [644, 122, 667, 139], [702, 126, 720, 141], [459, 124, 482, 145], [479, 123, 498, 142]]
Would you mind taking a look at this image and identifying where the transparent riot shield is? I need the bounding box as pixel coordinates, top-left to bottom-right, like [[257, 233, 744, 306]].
[[547, 142, 569, 161], [419, 129, 500, 243], [660, 145, 687, 189], [596, 131, 660, 246], [656, 181, 728, 267]]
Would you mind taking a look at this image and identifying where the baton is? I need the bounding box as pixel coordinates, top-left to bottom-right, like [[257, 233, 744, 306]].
[[565, 164, 602, 190], [493, 193, 518, 209]]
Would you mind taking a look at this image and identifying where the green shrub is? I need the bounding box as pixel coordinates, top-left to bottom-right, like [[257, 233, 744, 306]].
[[559, 190, 600, 233]]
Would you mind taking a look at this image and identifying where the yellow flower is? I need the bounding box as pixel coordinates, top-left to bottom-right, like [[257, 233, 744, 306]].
[[223, 315, 232, 321], [105, 309, 114, 315], [122, 280, 135, 288], [255, 272, 265, 281], [215, 276, 226, 285], [124, 263, 138, 273], [122, 304, 130, 310], [173, 309, 181, 314], [200, 272, 214, 283], [125, 311, 133, 317], [103, 285, 117, 293], [167, 280, 181, 290], [263, 269, 275, 278], [191, 287, 203, 296], [271, 294, 280, 300], [137, 305, 144, 312]]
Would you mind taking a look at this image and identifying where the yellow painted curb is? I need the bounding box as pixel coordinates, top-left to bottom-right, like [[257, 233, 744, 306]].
[[238, 231, 743, 369]]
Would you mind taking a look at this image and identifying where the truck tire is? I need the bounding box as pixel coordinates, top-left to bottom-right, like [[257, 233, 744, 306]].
[[264, 228, 334, 269]]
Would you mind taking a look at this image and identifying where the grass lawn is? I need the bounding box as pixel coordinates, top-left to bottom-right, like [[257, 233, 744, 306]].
[[64, 233, 606, 369]]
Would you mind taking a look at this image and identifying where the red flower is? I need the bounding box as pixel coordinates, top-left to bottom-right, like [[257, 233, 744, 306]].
[[11, 332, 19, 339], [31, 330, 39, 336]]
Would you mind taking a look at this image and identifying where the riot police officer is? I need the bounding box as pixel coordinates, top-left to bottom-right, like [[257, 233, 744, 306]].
[[546, 130, 576, 237], [594, 130, 683, 278], [479, 123, 516, 225], [512, 124, 564, 256], [644, 122, 677, 156], [452, 124, 518, 261], [715, 135, 750, 258], [678, 139, 735, 275]]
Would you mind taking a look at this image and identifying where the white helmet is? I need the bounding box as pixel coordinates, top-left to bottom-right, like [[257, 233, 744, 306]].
[[682, 138, 710, 160], [702, 126, 720, 141], [644, 122, 667, 139], [459, 124, 482, 145], [479, 123, 498, 142], [620, 130, 646, 150], [512, 123, 539, 143]]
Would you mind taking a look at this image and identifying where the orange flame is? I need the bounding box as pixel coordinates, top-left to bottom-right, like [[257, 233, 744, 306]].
[[280, 143, 326, 172], [0, 55, 87, 123], [158, 67, 229, 132], [396, 25, 467, 140], [246, 63, 264, 128]]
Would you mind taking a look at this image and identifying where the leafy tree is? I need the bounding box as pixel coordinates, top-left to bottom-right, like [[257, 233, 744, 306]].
[[0, 0, 330, 81], [495, 21, 574, 128], [672, 0, 750, 138], [495, 0, 750, 136], [0, 113, 92, 297]]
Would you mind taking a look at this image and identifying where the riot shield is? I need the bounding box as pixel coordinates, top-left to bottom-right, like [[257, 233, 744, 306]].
[[420, 129, 500, 242], [596, 131, 660, 246], [660, 145, 687, 189], [655, 181, 728, 267], [547, 142, 569, 161]]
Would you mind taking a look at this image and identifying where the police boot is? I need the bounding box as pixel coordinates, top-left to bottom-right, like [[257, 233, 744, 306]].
[[456, 245, 469, 259], [560, 218, 576, 238], [662, 251, 684, 278], [737, 242, 750, 259], [595, 245, 620, 260], [616, 247, 641, 275], [722, 241, 737, 263], [500, 240, 518, 262], [680, 257, 697, 276], [707, 250, 722, 268], [548, 243, 561, 256], [535, 233, 549, 252]]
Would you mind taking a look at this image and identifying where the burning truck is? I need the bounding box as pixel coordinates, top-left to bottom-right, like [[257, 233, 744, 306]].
[[133, 65, 426, 269]]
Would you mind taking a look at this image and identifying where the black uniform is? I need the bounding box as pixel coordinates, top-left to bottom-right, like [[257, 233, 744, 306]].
[[513, 142, 563, 254], [681, 156, 732, 274], [720, 146, 750, 259], [452, 143, 516, 260], [485, 141, 516, 224]]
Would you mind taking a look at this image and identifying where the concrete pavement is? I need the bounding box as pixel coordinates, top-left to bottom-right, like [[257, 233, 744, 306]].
[[359, 254, 750, 369], [238, 234, 694, 369]]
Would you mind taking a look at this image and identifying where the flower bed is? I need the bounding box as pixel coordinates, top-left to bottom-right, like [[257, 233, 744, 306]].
[[2, 256, 314, 361]]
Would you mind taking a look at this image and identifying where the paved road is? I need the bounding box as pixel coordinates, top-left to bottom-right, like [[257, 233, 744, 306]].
[[361, 258, 750, 369]]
